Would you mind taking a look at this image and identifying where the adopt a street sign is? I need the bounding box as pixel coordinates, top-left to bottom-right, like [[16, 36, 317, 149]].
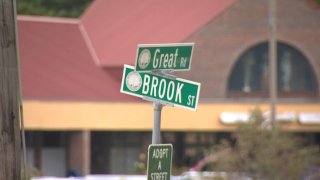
[[135, 43, 194, 72], [147, 144, 173, 180], [120, 65, 200, 111]]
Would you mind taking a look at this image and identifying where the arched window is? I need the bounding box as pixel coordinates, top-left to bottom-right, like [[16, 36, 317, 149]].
[[228, 42, 318, 97]]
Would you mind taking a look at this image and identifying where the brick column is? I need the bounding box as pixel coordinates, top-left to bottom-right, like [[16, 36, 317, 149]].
[[68, 131, 91, 176]]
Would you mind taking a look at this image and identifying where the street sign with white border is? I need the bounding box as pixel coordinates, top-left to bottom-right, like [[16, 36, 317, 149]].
[[147, 144, 173, 180], [135, 43, 194, 72], [120, 65, 201, 111]]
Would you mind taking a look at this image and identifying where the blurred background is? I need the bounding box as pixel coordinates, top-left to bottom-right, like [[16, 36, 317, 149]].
[[17, 0, 320, 179]]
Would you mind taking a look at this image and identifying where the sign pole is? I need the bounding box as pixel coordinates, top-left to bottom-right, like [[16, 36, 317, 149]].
[[121, 43, 199, 180], [152, 102, 163, 144]]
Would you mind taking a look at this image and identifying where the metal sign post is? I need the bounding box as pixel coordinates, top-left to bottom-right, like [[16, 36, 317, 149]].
[[152, 102, 163, 144]]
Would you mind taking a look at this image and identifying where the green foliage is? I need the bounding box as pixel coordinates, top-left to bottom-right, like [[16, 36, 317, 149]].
[[18, 0, 91, 18], [315, 0, 320, 5], [212, 108, 320, 180]]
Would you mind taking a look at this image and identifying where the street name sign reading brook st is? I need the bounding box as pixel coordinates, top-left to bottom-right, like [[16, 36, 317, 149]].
[[135, 43, 194, 72], [147, 144, 173, 180], [120, 65, 200, 111]]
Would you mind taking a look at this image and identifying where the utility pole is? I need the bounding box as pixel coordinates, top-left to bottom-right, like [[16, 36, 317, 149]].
[[0, 0, 22, 179], [269, 0, 277, 127]]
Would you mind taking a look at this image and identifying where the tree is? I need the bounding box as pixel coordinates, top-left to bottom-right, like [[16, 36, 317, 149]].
[[207, 108, 320, 180], [18, 0, 91, 18]]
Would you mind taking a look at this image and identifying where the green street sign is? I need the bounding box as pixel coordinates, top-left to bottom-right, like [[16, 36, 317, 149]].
[[120, 65, 201, 111], [147, 144, 173, 180], [135, 43, 194, 72]]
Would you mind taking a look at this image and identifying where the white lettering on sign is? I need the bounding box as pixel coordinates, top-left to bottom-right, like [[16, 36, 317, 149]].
[[299, 112, 320, 124], [151, 172, 168, 180], [158, 161, 162, 170], [187, 95, 195, 106], [175, 82, 183, 103], [263, 111, 296, 122], [220, 111, 297, 124], [220, 112, 249, 124], [180, 57, 187, 67], [167, 81, 175, 101], [159, 79, 166, 98], [142, 74, 184, 103], [142, 75, 150, 94], [152, 148, 169, 159], [151, 77, 159, 97], [153, 48, 178, 69], [147, 145, 172, 180]]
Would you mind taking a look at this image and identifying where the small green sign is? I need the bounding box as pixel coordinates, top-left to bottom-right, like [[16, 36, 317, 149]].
[[135, 43, 194, 72], [120, 65, 200, 111], [147, 144, 173, 180]]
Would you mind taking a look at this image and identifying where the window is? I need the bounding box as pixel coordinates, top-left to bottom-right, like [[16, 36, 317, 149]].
[[228, 42, 318, 97]]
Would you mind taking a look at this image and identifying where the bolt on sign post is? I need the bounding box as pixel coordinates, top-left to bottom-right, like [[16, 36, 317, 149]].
[[147, 144, 173, 180], [120, 65, 200, 111], [135, 43, 194, 72]]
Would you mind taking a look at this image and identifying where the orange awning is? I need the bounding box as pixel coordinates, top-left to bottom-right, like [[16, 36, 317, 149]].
[[23, 100, 320, 132]]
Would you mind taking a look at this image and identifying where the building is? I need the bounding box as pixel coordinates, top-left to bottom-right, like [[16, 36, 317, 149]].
[[19, 0, 320, 176]]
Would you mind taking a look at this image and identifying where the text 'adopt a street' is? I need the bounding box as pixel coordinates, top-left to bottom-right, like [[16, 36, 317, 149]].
[[148, 144, 173, 180]]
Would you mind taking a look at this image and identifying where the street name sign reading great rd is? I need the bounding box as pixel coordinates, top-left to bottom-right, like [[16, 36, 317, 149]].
[[120, 65, 200, 111], [135, 43, 194, 72], [147, 144, 172, 180]]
